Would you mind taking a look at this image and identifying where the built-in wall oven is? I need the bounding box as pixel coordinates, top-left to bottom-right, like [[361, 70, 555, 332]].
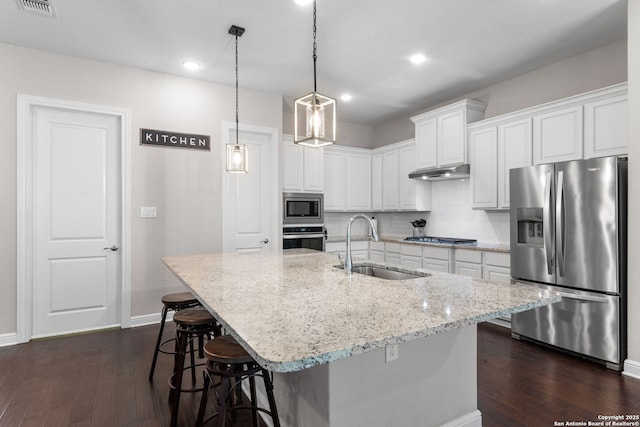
[[282, 192, 325, 251], [282, 225, 326, 252], [283, 192, 323, 225]]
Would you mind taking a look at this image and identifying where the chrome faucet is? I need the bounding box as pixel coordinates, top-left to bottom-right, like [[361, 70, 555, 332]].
[[345, 214, 379, 274]]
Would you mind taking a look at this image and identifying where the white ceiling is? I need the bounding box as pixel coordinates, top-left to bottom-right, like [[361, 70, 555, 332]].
[[0, 0, 627, 125]]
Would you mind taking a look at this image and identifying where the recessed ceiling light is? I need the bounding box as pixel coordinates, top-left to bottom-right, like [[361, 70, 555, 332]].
[[340, 94, 353, 102], [183, 60, 202, 71], [409, 53, 427, 65], [294, 0, 313, 5]]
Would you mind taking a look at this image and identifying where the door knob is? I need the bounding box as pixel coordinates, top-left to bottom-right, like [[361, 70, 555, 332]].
[[103, 245, 119, 252], [260, 239, 269, 244]]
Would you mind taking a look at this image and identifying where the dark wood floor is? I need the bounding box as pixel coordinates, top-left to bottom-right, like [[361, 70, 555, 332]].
[[0, 322, 638, 427]]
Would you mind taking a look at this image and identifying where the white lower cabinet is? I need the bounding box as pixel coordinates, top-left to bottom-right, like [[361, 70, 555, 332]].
[[454, 249, 483, 279], [385, 242, 401, 265], [368, 241, 385, 263], [325, 241, 368, 261], [400, 244, 422, 269], [422, 246, 451, 273], [483, 252, 511, 283]]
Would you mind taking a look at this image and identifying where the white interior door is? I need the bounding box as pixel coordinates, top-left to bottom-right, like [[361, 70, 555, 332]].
[[223, 125, 277, 253], [32, 107, 121, 337]]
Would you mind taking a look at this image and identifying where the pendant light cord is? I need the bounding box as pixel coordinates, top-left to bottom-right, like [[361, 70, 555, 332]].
[[235, 33, 239, 146], [313, 0, 317, 93]]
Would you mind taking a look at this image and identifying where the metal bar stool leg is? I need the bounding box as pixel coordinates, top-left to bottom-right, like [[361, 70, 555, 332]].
[[170, 327, 188, 427], [149, 305, 169, 381]]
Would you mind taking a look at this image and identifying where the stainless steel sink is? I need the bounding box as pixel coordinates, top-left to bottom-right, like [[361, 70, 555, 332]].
[[336, 264, 430, 280]]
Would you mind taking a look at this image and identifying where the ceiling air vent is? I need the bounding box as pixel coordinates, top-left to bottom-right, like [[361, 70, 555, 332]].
[[15, 0, 57, 17]]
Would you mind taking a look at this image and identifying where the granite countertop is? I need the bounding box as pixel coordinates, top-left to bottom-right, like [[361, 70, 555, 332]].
[[163, 250, 558, 373], [327, 234, 510, 253]]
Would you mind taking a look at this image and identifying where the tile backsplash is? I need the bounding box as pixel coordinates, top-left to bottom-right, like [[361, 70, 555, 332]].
[[324, 179, 510, 244]]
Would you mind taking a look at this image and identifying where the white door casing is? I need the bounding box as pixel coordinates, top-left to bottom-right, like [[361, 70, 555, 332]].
[[17, 95, 131, 342], [222, 123, 278, 253]]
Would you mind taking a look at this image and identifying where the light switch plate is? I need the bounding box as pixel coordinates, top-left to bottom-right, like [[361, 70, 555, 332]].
[[140, 207, 157, 218]]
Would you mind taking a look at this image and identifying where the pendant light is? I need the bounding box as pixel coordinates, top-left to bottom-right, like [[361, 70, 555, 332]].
[[294, 0, 336, 147], [226, 25, 248, 173]]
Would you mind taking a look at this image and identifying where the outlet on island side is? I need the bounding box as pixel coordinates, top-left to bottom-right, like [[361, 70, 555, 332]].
[[385, 344, 399, 362]]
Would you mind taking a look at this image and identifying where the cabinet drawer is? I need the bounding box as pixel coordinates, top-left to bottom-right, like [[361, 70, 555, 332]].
[[350, 241, 369, 251], [455, 249, 482, 264], [485, 252, 510, 267], [369, 241, 385, 251], [385, 243, 401, 253], [422, 246, 450, 260], [400, 244, 422, 257]]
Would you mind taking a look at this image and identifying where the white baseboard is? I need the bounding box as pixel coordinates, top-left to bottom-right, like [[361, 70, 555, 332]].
[[0, 333, 18, 347], [129, 311, 174, 328], [623, 358, 640, 380], [441, 410, 483, 427]]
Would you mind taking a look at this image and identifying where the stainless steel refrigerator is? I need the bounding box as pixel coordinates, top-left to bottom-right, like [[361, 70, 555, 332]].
[[509, 156, 627, 370]]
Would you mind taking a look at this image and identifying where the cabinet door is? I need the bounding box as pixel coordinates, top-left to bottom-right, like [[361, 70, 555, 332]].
[[438, 109, 466, 166], [423, 259, 449, 273], [398, 145, 417, 210], [369, 250, 385, 263], [303, 146, 324, 192], [386, 252, 401, 265], [382, 151, 399, 210], [469, 127, 498, 209], [400, 255, 422, 270], [583, 94, 628, 159], [323, 149, 346, 211], [282, 140, 303, 191], [533, 106, 583, 164], [371, 153, 383, 210], [345, 152, 372, 211], [455, 261, 483, 279], [483, 265, 511, 283], [415, 117, 437, 169], [498, 119, 532, 209]]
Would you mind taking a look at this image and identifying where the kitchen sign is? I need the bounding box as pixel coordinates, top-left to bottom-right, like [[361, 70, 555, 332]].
[[140, 128, 210, 150]]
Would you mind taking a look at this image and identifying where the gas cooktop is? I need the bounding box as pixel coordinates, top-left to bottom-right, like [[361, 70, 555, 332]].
[[404, 236, 477, 245]]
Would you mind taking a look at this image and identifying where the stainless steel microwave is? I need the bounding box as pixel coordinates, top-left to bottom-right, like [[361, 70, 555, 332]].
[[283, 192, 324, 225]]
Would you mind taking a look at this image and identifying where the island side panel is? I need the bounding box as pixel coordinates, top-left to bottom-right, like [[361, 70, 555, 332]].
[[272, 325, 480, 427]]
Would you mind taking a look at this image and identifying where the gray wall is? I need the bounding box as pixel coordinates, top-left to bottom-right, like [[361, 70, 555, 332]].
[[626, 1, 639, 375], [0, 42, 282, 332], [372, 39, 628, 147]]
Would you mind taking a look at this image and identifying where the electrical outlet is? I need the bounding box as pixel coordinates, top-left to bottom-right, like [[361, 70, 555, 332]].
[[385, 344, 399, 362], [140, 207, 157, 218]]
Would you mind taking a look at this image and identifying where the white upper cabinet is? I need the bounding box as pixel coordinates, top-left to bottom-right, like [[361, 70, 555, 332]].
[[583, 93, 628, 159], [323, 146, 371, 211], [414, 117, 437, 170], [382, 150, 399, 210], [372, 140, 431, 212], [469, 127, 498, 209], [371, 153, 383, 211], [498, 118, 532, 209], [411, 99, 486, 169], [282, 135, 324, 192], [323, 148, 346, 211], [533, 105, 583, 164], [345, 151, 372, 211]]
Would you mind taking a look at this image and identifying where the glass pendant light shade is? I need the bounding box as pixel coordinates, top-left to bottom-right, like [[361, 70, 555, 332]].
[[226, 143, 248, 173], [294, 91, 336, 147]]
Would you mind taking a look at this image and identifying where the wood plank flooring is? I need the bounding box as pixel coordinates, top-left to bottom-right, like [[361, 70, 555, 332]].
[[0, 322, 638, 426]]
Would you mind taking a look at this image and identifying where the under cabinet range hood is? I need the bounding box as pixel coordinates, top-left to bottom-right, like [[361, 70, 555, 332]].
[[408, 164, 470, 181]]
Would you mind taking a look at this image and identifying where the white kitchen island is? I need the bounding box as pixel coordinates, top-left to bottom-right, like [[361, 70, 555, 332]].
[[163, 249, 560, 427]]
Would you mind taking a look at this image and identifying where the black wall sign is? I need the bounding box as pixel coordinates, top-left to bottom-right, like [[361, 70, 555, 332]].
[[140, 128, 210, 150]]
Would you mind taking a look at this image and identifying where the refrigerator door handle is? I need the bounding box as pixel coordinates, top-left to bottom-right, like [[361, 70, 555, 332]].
[[556, 171, 565, 276], [556, 291, 610, 304], [544, 171, 553, 275]]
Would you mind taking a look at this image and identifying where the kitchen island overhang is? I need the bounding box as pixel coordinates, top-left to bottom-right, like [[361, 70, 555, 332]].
[[163, 250, 560, 426]]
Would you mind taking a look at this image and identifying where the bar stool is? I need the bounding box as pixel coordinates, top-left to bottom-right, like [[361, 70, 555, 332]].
[[149, 292, 201, 382], [196, 335, 280, 427], [170, 306, 222, 427]]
